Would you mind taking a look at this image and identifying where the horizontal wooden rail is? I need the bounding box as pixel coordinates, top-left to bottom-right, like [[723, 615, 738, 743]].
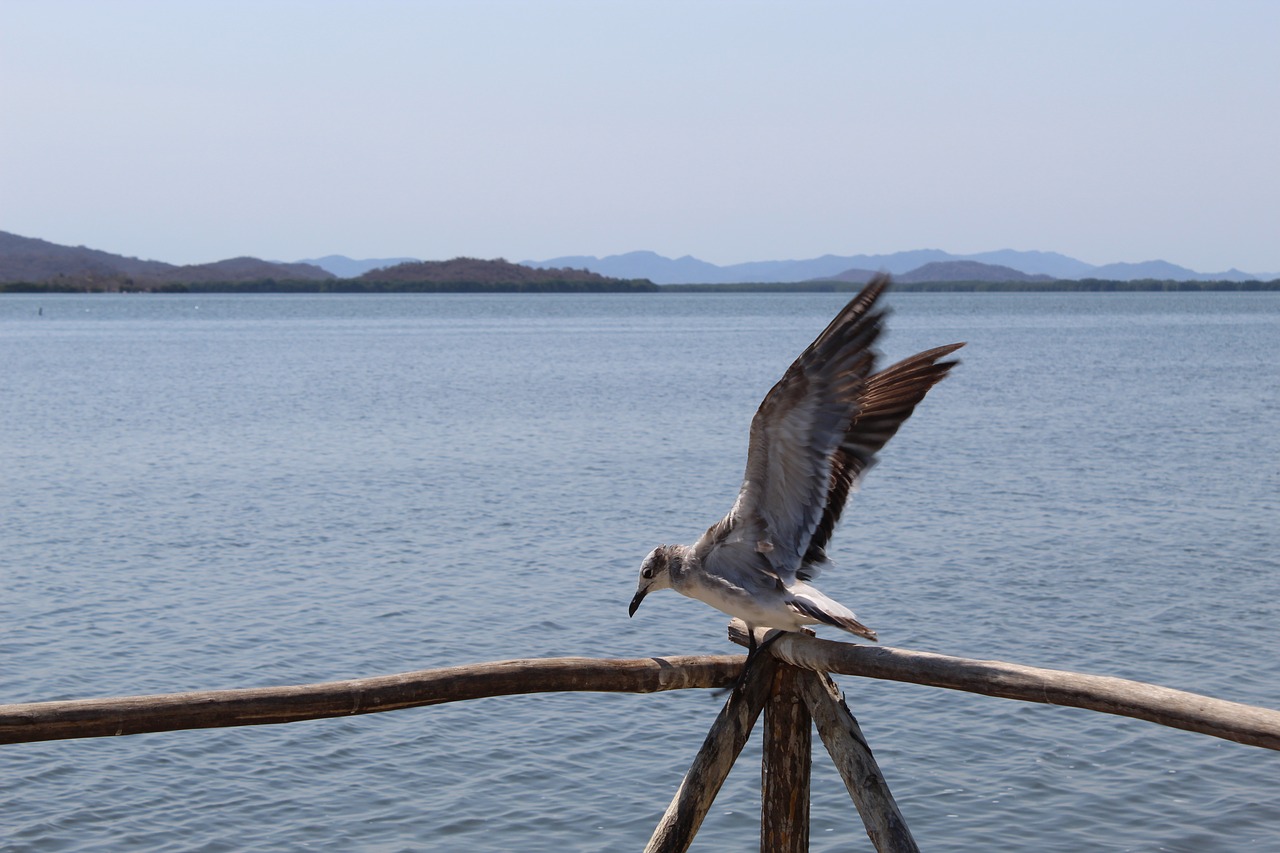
[[0, 655, 742, 745], [6, 635, 1279, 752], [728, 623, 1280, 751]]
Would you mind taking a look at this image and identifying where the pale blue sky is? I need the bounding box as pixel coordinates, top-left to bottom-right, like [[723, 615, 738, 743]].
[[2, 1, 1277, 272]]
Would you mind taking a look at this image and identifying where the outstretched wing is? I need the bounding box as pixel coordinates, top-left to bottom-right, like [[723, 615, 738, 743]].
[[695, 275, 963, 586], [798, 341, 964, 578], [697, 277, 889, 583]]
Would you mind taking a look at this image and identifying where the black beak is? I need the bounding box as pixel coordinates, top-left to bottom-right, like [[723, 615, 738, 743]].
[[628, 588, 647, 617]]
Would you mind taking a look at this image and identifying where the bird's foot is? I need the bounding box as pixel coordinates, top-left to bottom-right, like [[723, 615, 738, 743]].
[[717, 629, 786, 697]]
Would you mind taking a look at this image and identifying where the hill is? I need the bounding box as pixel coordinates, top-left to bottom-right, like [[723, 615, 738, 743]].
[[526, 248, 1273, 285], [895, 260, 1054, 283], [0, 233, 654, 293], [0, 230, 175, 282], [171, 256, 333, 283], [817, 267, 879, 284], [4, 230, 1272, 292], [0, 231, 332, 288], [355, 257, 656, 291], [814, 260, 1051, 284]]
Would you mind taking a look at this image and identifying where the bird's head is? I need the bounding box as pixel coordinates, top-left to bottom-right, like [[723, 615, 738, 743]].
[[629, 545, 677, 617]]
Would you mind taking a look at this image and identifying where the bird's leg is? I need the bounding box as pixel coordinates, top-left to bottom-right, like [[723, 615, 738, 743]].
[[721, 626, 784, 695], [738, 625, 762, 688], [755, 629, 785, 658]]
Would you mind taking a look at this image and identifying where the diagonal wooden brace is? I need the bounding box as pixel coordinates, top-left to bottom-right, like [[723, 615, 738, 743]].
[[798, 670, 918, 853], [644, 654, 777, 853]]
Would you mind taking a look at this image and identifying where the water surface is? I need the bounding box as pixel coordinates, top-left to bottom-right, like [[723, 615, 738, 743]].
[[2, 291, 1277, 850]]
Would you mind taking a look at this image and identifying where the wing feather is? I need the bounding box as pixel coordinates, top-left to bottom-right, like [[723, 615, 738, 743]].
[[799, 342, 964, 576], [695, 276, 965, 586], [702, 277, 888, 581]]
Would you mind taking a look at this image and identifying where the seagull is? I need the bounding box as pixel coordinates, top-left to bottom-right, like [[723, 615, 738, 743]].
[[628, 275, 963, 658]]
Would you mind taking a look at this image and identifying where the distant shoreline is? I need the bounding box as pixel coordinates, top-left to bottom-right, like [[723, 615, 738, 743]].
[[661, 279, 1280, 293], [0, 279, 659, 294], [2, 278, 1278, 294]]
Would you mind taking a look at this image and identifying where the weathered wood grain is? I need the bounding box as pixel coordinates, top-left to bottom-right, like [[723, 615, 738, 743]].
[[727, 622, 1280, 751], [644, 655, 776, 853], [800, 670, 918, 853], [762, 662, 812, 853], [0, 655, 743, 745]]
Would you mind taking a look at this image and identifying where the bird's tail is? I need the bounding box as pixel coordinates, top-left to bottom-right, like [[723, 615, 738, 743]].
[[788, 596, 878, 642]]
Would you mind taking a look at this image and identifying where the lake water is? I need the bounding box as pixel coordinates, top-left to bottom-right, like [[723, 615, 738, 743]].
[[2, 291, 1277, 851]]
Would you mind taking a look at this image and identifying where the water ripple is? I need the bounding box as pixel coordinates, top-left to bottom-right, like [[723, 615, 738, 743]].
[[2, 292, 1277, 851]]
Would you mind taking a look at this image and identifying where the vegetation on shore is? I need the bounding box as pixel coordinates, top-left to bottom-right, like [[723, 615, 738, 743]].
[[0, 257, 658, 293], [0, 279, 657, 294], [1, 230, 1275, 293], [350, 257, 656, 292], [0, 232, 658, 293]]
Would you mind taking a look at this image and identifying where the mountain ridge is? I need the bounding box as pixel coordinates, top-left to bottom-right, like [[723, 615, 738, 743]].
[[524, 249, 1272, 285], [812, 259, 1057, 284], [2, 230, 1274, 287]]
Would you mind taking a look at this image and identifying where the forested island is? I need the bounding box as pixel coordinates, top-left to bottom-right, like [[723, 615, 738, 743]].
[[344, 257, 656, 292]]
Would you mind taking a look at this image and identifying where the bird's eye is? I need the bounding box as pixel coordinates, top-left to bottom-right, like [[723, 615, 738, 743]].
[[641, 568, 654, 579]]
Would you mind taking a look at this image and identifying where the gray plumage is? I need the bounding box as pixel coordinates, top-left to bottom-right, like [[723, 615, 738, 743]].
[[629, 275, 963, 643]]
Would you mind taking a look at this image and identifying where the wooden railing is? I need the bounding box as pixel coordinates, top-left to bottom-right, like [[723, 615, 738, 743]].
[[4, 622, 1278, 852]]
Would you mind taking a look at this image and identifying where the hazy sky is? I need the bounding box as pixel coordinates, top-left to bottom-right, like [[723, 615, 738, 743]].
[[3, 1, 1277, 272]]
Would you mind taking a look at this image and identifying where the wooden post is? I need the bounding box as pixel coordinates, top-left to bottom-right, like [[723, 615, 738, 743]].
[[644, 655, 777, 853], [762, 661, 811, 853], [799, 671, 918, 853]]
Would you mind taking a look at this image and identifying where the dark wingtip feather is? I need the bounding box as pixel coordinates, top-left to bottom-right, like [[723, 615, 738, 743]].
[[800, 335, 964, 569]]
